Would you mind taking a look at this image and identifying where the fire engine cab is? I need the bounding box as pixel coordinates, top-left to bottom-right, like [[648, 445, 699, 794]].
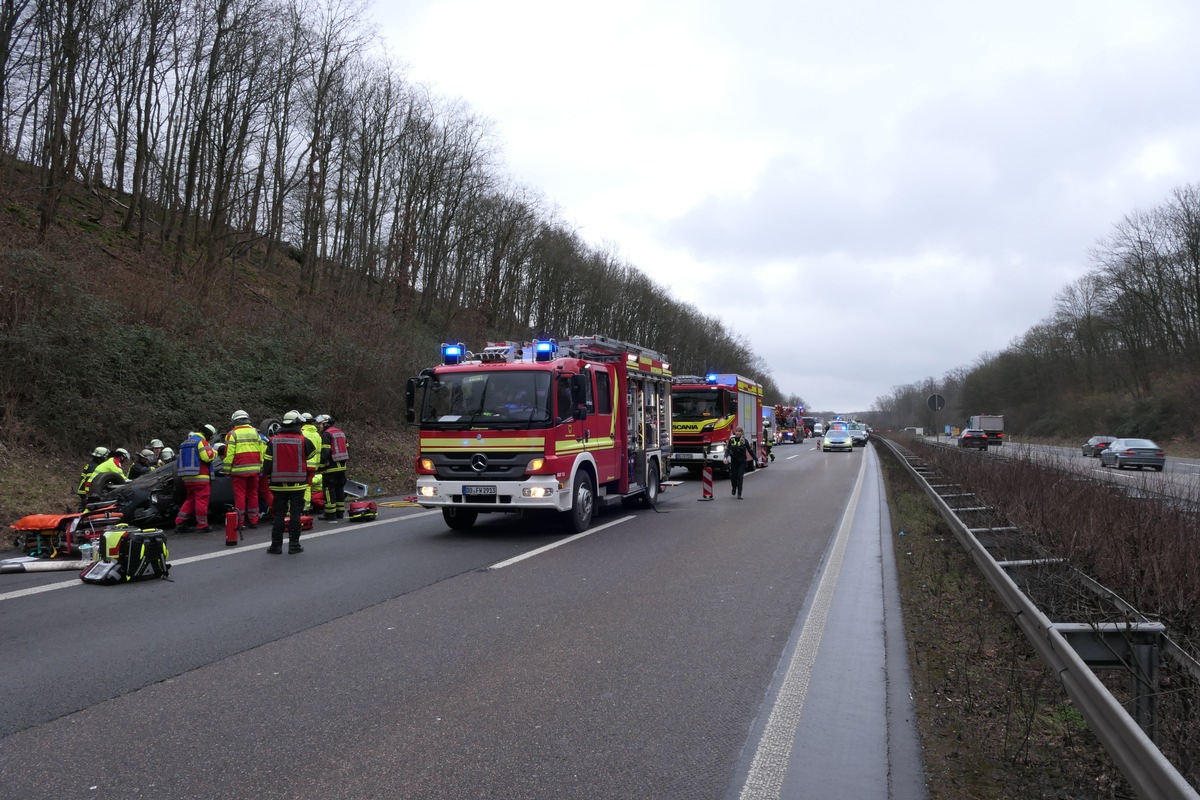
[[670, 372, 765, 475], [405, 335, 673, 533]]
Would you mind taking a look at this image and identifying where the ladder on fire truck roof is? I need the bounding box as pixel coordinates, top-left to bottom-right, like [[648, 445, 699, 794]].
[[561, 334, 669, 365]]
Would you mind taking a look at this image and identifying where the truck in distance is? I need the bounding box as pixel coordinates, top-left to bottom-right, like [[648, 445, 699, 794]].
[[967, 415, 1004, 445]]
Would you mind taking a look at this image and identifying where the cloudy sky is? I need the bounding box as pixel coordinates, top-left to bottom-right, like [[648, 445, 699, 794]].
[[368, 0, 1200, 412]]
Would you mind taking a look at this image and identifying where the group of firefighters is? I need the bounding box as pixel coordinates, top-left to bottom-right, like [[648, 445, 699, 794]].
[[75, 411, 350, 555]]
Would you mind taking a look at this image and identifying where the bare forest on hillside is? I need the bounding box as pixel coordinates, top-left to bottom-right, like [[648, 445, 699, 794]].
[[0, 0, 779, 452], [872, 186, 1200, 442]]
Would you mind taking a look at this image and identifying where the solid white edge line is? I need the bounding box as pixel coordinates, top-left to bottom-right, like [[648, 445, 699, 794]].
[[0, 511, 438, 603], [487, 515, 636, 570], [738, 446, 869, 800]]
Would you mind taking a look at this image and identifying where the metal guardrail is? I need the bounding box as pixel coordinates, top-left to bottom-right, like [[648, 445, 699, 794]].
[[880, 437, 1199, 800]]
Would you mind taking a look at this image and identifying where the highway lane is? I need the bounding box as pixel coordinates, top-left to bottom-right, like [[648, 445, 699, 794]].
[[923, 437, 1200, 501], [1, 442, 865, 800]]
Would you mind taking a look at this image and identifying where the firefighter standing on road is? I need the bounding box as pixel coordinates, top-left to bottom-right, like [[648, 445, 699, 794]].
[[174, 425, 217, 532], [264, 410, 316, 554], [724, 426, 752, 499], [300, 412, 322, 512], [225, 410, 265, 529], [316, 414, 349, 521]]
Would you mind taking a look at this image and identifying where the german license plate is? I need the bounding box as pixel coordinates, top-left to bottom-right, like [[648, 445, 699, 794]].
[[462, 485, 496, 496]]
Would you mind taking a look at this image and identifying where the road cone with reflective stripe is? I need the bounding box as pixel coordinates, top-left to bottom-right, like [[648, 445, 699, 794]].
[[699, 462, 714, 501]]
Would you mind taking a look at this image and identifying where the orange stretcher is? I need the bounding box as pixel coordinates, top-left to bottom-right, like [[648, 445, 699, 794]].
[[11, 505, 126, 558]]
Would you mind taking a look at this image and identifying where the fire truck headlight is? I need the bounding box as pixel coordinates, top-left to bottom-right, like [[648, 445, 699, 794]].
[[709, 443, 726, 456], [417, 458, 435, 473], [522, 487, 554, 498], [417, 485, 438, 497], [526, 458, 545, 473]]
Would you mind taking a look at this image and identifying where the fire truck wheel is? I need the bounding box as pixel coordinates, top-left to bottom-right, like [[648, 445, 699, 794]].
[[640, 462, 660, 508], [563, 472, 594, 533], [442, 507, 478, 530]]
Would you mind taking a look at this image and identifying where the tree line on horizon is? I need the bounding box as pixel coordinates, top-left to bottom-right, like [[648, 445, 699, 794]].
[[871, 184, 1200, 442], [0, 0, 784, 406]]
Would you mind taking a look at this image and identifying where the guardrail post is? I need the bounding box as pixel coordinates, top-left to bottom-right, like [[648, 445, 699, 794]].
[[1132, 637, 1160, 741]]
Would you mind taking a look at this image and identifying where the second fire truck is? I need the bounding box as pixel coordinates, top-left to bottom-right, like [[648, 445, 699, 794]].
[[405, 335, 673, 532], [670, 372, 765, 475]]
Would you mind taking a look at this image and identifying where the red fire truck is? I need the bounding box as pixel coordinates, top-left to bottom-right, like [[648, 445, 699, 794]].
[[775, 405, 803, 444], [670, 373, 765, 475], [405, 335, 673, 533]]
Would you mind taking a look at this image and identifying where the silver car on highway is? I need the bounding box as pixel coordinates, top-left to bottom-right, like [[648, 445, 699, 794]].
[[1098, 438, 1166, 471]]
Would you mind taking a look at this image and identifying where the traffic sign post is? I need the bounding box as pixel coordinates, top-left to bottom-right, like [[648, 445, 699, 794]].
[[927, 394, 945, 441]]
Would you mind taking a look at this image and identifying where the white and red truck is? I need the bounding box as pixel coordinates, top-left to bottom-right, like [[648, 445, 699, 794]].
[[405, 335, 673, 532], [670, 373, 766, 475]]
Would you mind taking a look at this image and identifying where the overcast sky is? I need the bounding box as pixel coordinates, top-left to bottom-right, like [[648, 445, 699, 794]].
[[368, 0, 1200, 412]]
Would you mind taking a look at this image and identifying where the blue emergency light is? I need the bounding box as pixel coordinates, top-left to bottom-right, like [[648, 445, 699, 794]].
[[705, 372, 718, 383], [441, 342, 466, 365], [533, 339, 558, 362]]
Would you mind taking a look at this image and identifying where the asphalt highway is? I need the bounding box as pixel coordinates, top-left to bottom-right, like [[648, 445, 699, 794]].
[[0, 443, 925, 800]]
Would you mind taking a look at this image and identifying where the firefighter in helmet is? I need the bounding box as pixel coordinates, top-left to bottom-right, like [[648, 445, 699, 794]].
[[225, 410, 265, 529], [316, 413, 350, 521], [174, 425, 217, 533], [264, 410, 316, 554], [300, 412, 323, 512], [76, 446, 110, 508]]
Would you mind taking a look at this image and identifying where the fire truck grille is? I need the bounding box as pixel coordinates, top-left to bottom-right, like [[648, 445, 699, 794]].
[[432, 451, 536, 481]]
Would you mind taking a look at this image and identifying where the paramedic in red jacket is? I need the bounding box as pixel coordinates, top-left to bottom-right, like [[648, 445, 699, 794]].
[[174, 425, 217, 532], [225, 410, 265, 528], [263, 411, 316, 554]]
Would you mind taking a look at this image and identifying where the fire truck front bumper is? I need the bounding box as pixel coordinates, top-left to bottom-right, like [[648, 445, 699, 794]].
[[414, 475, 569, 513]]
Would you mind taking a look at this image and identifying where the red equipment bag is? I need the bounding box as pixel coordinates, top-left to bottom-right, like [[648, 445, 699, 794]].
[[348, 500, 377, 521], [284, 514, 314, 530]]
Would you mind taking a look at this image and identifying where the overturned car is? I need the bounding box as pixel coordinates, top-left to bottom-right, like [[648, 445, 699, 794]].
[[88, 460, 236, 530]]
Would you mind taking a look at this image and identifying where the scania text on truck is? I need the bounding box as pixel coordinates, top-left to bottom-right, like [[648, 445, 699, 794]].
[[670, 373, 765, 475], [405, 335, 673, 533], [967, 414, 1004, 445]]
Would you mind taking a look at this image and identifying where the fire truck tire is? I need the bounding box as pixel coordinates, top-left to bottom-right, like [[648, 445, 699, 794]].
[[641, 462, 660, 508], [442, 507, 478, 530], [563, 472, 595, 533]]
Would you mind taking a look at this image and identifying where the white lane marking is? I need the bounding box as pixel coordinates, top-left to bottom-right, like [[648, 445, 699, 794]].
[[487, 515, 635, 570], [738, 445, 868, 800], [0, 511, 437, 603]]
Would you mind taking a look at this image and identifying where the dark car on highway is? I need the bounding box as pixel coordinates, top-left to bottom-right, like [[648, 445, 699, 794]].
[[1098, 438, 1166, 471], [1081, 435, 1117, 457], [957, 429, 989, 450]]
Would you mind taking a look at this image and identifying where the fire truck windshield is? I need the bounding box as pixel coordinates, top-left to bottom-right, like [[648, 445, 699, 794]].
[[672, 389, 725, 421], [421, 370, 552, 428]]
